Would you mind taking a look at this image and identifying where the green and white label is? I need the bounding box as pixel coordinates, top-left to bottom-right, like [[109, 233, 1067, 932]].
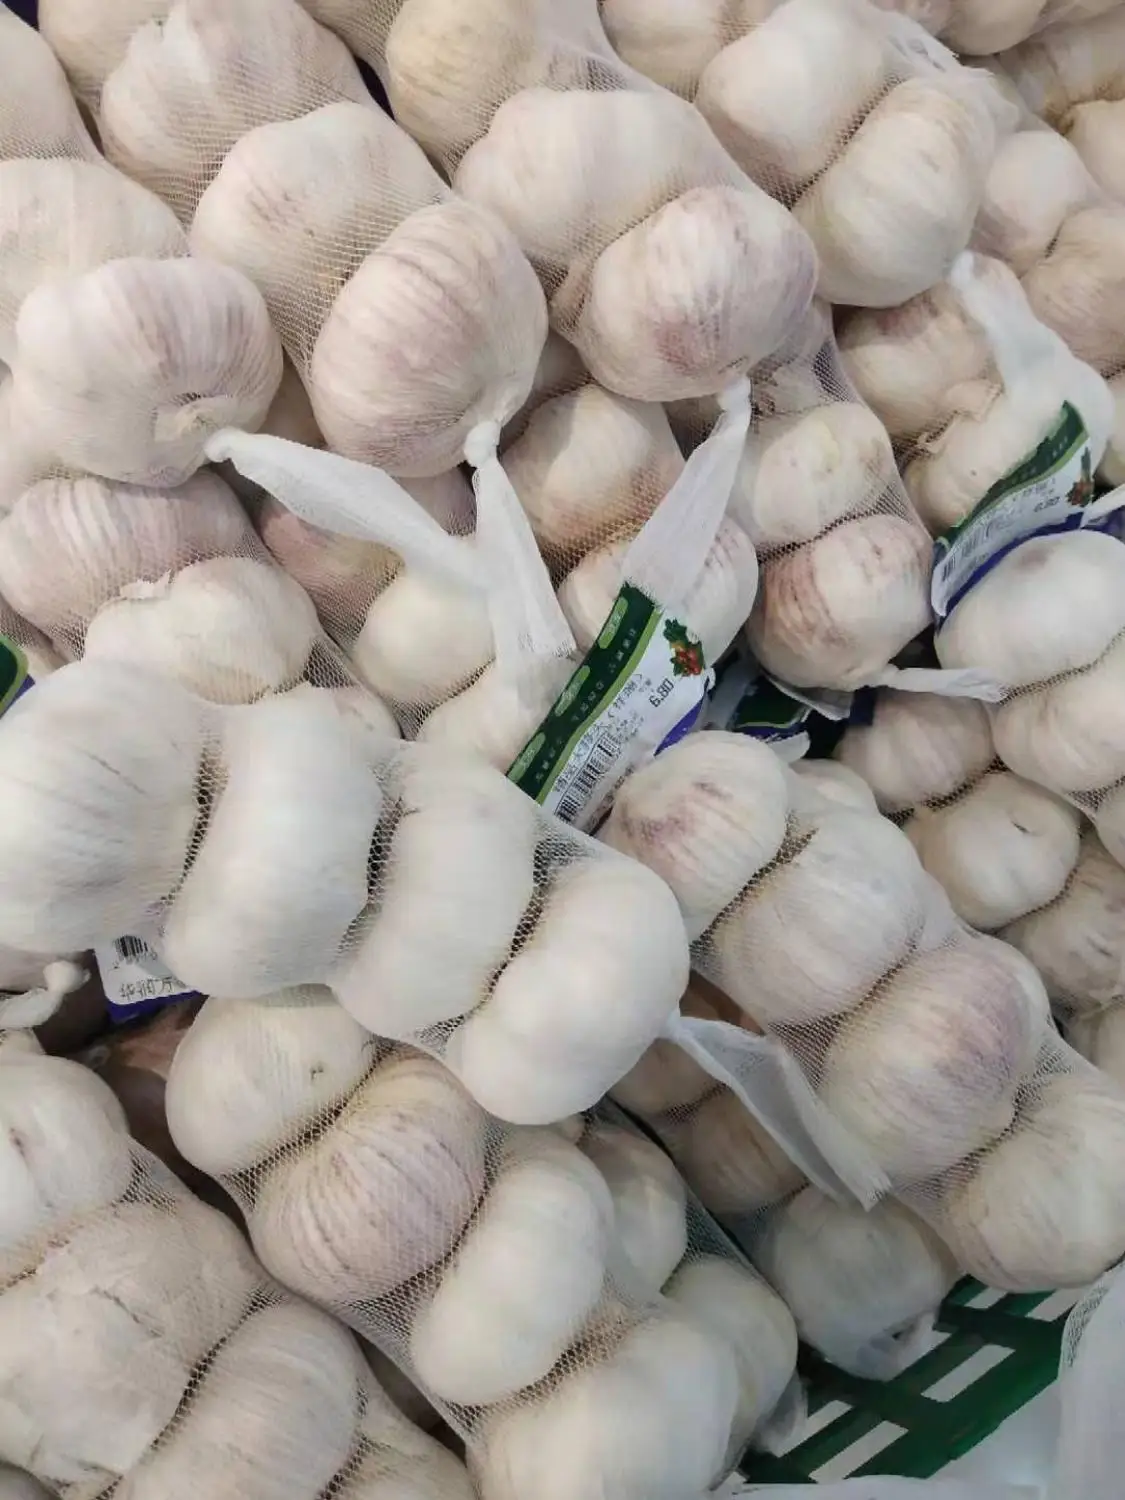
[[0, 635, 31, 719], [932, 402, 1097, 620], [507, 585, 710, 831]]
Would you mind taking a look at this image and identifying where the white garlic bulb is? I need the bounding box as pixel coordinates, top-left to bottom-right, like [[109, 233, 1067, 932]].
[[752, 1188, 957, 1378], [248, 1053, 488, 1303], [0, 471, 251, 644], [331, 751, 538, 1037], [0, 660, 206, 952], [0, 158, 186, 364], [159, 686, 383, 997], [501, 332, 589, 446], [415, 656, 575, 771], [410, 1131, 614, 1405], [308, 199, 548, 478], [601, 731, 790, 941], [11, 256, 283, 488], [937, 529, 1125, 689], [973, 127, 1097, 276], [600, 0, 781, 97], [836, 690, 995, 815], [746, 513, 932, 690], [942, 0, 1049, 55], [1064, 100, 1125, 203], [0, 6, 98, 161], [350, 1365, 476, 1499], [819, 932, 1049, 1183], [475, 1312, 739, 1500], [610, 1006, 723, 1121], [661, 1087, 807, 1218], [790, 760, 880, 815], [558, 517, 759, 670], [708, 805, 936, 1027], [38, 0, 171, 109], [165, 988, 377, 1177], [447, 853, 691, 1125], [256, 490, 397, 628], [83, 556, 320, 703], [1068, 1007, 1125, 1087], [580, 1123, 688, 1300], [938, 1071, 1125, 1290], [1022, 206, 1125, 376]]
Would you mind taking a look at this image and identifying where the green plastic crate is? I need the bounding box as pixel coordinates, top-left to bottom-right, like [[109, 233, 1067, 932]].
[[739, 1278, 1080, 1485]]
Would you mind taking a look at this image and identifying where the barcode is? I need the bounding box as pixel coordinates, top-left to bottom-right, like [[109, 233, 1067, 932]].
[[553, 737, 622, 825], [113, 935, 156, 963]]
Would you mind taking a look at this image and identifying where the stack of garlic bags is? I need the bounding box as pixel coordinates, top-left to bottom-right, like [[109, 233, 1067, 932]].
[[0, 1035, 475, 1500], [160, 987, 751, 1500], [603, 729, 1125, 1292], [605, 0, 1015, 308]]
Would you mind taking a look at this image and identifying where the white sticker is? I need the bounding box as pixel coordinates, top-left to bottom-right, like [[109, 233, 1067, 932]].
[[94, 935, 197, 1021]]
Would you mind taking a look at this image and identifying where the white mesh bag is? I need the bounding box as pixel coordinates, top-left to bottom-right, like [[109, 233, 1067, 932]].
[[0, 4, 99, 163]]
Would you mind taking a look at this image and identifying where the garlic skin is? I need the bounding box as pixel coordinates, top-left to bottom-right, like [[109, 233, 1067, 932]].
[[609, 1006, 722, 1121], [907, 771, 1082, 931], [752, 1188, 957, 1378], [254, 496, 397, 630], [938, 1071, 1125, 1290], [1022, 206, 1125, 377], [937, 530, 1125, 690], [1004, 833, 1125, 1013], [790, 760, 879, 815], [973, 128, 1097, 277], [0, 661, 205, 953], [819, 932, 1049, 1184], [410, 1132, 614, 1406], [942, 0, 1049, 55], [558, 517, 759, 669], [0, 471, 251, 645], [601, 732, 790, 942], [580, 1124, 688, 1300], [0, 1199, 261, 1491], [1068, 1007, 1125, 1088], [416, 656, 575, 771], [661, 1088, 807, 1218], [836, 690, 995, 815], [0, 159, 187, 364], [475, 1313, 739, 1500], [331, 752, 538, 1037], [37, 0, 171, 109], [248, 1054, 488, 1304], [503, 384, 684, 566], [308, 199, 548, 478], [160, 687, 383, 998], [0, 7, 98, 162], [83, 556, 320, 704], [1064, 101, 1125, 203], [601, 0, 781, 97], [12, 256, 284, 489], [708, 806, 936, 1028], [448, 854, 691, 1125], [351, 1366, 476, 1500], [746, 513, 932, 691], [165, 988, 377, 1177]]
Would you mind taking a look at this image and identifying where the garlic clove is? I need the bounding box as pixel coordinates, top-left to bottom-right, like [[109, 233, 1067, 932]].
[[580, 1123, 688, 1300], [0, 7, 99, 161], [416, 655, 576, 771], [248, 1053, 488, 1304], [1068, 1007, 1125, 1088], [972, 127, 1097, 277], [160, 686, 383, 997], [331, 750, 538, 1037], [660, 1087, 807, 1217], [745, 512, 932, 690], [164, 987, 378, 1177], [600, 731, 790, 942], [1022, 205, 1125, 377], [835, 689, 995, 815], [409, 1131, 614, 1405], [83, 555, 320, 703]]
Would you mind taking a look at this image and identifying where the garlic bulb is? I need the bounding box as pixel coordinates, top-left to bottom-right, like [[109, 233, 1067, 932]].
[[38, 0, 171, 109], [708, 805, 936, 1028], [83, 556, 320, 703], [160, 687, 383, 997], [447, 852, 691, 1125], [819, 932, 1049, 1183], [730, 401, 898, 551], [331, 751, 538, 1037], [1004, 833, 1125, 1013], [973, 128, 1097, 276], [1022, 204, 1125, 377], [790, 760, 880, 815], [558, 517, 759, 669], [0, 471, 251, 645], [0, 159, 187, 364], [746, 513, 932, 690], [323, 685, 403, 747], [115, 1298, 363, 1500], [0, 7, 97, 161], [836, 690, 995, 815], [504, 384, 684, 566], [0, 1199, 261, 1490], [580, 1123, 688, 1299], [501, 332, 589, 445], [694, 0, 890, 197], [752, 1188, 957, 1378], [937, 530, 1125, 689], [165, 988, 377, 1177], [609, 1013, 721, 1121], [907, 771, 1082, 930], [308, 199, 548, 478], [661, 1088, 807, 1217], [0, 1054, 132, 1280], [938, 1071, 1125, 1290], [415, 656, 575, 771], [1064, 101, 1125, 203], [248, 1053, 488, 1304], [1095, 781, 1125, 868], [1068, 1007, 1125, 1087], [995, 8, 1125, 123], [942, 0, 1050, 55], [350, 1366, 475, 1498], [410, 1131, 614, 1405], [601, 731, 790, 942], [0, 660, 205, 952], [11, 256, 284, 488], [99, 0, 371, 221], [475, 1312, 739, 1500], [601, 0, 781, 96], [256, 499, 397, 634]]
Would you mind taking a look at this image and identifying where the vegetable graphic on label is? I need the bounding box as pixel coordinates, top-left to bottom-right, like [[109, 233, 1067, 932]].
[[665, 619, 705, 678]]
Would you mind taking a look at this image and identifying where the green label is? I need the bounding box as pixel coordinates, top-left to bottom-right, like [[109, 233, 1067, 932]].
[[727, 677, 811, 738], [0, 636, 30, 719]]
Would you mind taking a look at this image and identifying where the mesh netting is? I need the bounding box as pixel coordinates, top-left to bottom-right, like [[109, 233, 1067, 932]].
[[0, 5, 100, 164], [0, 1045, 477, 1500], [37, 0, 174, 114]]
